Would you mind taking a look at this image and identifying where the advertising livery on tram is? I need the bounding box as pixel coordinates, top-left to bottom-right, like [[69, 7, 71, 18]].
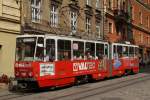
[[11, 35, 139, 89]]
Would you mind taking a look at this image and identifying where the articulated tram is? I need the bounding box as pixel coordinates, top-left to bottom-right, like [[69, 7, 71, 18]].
[[11, 35, 139, 89]]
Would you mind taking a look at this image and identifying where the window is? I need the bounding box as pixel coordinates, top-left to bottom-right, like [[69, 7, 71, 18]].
[[132, 6, 134, 20], [31, 0, 41, 22], [96, 43, 104, 59], [96, 0, 100, 9], [122, 2, 125, 10], [73, 41, 84, 60], [140, 33, 143, 43], [108, 22, 112, 33], [139, 12, 142, 24], [70, 11, 77, 33], [146, 37, 149, 45], [58, 40, 71, 60], [46, 39, 55, 62], [122, 46, 128, 56], [16, 37, 37, 61], [135, 47, 139, 56], [35, 37, 44, 61], [86, 17, 91, 33], [85, 42, 95, 59], [96, 21, 101, 37], [117, 46, 122, 57], [108, 0, 112, 9], [113, 45, 117, 59], [50, 5, 58, 27], [105, 44, 109, 57], [116, 0, 119, 9], [86, 0, 91, 6], [129, 47, 134, 57], [146, 16, 149, 28]]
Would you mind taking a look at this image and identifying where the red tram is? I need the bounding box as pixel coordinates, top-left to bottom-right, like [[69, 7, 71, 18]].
[[11, 35, 139, 89]]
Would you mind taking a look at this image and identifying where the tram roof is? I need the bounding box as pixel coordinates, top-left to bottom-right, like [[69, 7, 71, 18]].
[[112, 42, 139, 48], [17, 34, 109, 44]]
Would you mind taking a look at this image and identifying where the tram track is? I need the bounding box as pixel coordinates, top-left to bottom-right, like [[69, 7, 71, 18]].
[[0, 89, 34, 100], [49, 74, 150, 100], [0, 73, 149, 100]]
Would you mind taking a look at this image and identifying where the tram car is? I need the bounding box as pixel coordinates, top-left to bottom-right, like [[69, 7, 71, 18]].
[[9, 35, 139, 89]]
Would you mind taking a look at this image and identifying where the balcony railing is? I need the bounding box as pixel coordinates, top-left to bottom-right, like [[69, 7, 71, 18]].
[[85, 5, 93, 16], [114, 9, 129, 22]]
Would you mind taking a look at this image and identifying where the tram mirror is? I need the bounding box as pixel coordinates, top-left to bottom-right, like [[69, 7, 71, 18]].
[[37, 44, 44, 47]]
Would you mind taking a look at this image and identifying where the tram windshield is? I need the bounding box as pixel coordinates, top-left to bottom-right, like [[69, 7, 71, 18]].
[[16, 37, 44, 61]]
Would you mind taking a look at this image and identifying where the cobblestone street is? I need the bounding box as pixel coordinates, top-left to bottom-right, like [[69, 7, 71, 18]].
[[0, 67, 150, 100]]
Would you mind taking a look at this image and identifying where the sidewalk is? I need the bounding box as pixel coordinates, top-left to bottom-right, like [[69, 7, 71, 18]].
[[139, 65, 150, 73], [0, 83, 8, 91]]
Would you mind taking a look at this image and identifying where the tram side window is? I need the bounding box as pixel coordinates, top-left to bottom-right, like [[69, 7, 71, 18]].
[[35, 37, 44, 61], [113, 45, 117, 58], [73, 41, 84, 60], [85, 42, 95, 60], [129, 47, 134, 57], [105, 44, 109, 58], [58, 40, 71, 60], [122, 46, 128, 57], [46, 39, 55, 62], [135, 47, 139, 57], [96, 43, 104, 59], [117, 46, 122, 58]]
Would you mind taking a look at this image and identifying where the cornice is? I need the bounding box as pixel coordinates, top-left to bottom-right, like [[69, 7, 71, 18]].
[[132, 23, 150, 34], [0, 27, 20, 34], [136, 0, 150, 11]]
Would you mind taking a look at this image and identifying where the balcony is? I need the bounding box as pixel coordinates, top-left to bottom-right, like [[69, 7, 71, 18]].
[[95, 9, 101, 20], [113, 9, 129, 23], [51, 0, 63, 6], [69, 0, 80, 10], [85, 5, 93, 16]]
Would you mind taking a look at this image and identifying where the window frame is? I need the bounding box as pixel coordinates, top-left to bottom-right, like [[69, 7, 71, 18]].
[[50, 5, 58, 27], [70, 10, 77, 33], [31, 0, 41, 22]]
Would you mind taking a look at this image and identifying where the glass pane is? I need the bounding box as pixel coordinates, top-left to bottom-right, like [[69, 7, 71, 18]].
[[96, 43, 104, 59], [105, 44, 108, 57], [122, 46, 128, 56], [73, 41, 84, 60], [85, 42, 95, 59], [129, 47, 134, 57], [117, 46, 122, 57], [58, 40, 71, 60], [35, 37, 44, 61], [16, 37, 36, 61], [113, 45, 117, 58], [46, 39, 55, 62]]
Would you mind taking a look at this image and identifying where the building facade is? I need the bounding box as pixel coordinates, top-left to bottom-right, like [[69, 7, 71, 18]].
[[21, 0, 104, 40], [131, 0, 150, 65], [0, 0, 20, 76], [103, 0, 132, 43]]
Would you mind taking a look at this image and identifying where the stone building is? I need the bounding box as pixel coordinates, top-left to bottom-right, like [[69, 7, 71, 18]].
[[131, 0, 150, 65], [103, 0, 132, 43], [21, 0, 104, 40], [0, 0, 20, 76]]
